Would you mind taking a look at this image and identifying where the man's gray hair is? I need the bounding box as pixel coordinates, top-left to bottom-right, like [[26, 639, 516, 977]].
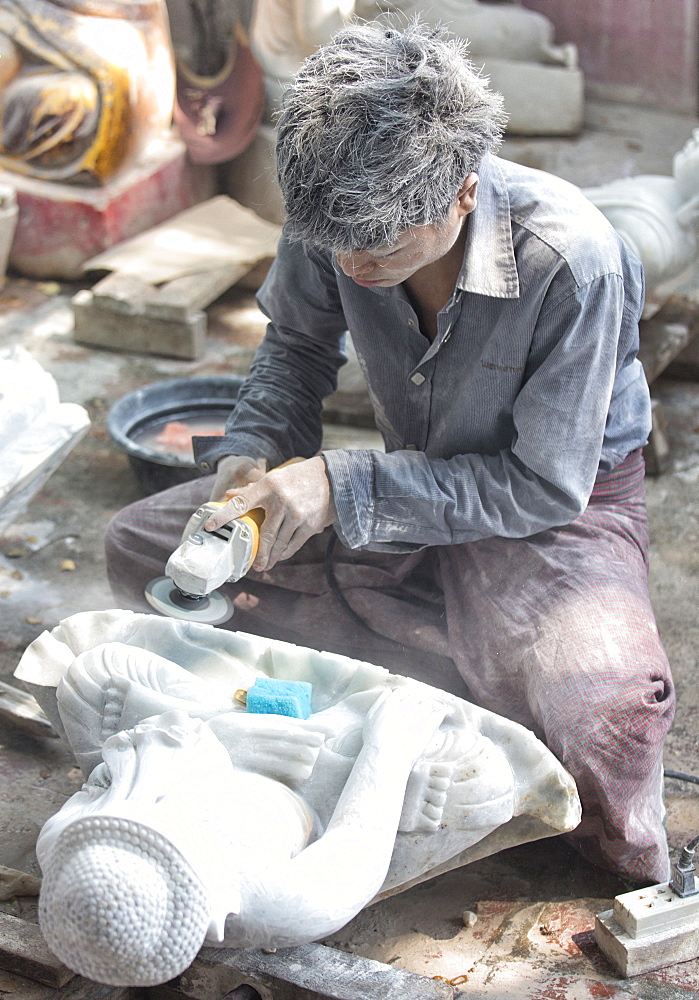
[[275, 19, 507, 253]]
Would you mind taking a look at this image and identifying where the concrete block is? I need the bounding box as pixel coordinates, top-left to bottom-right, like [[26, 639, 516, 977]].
[[596, 906, 699, 977], [6, 132, 216, 281], [72, 262, 250, 360]]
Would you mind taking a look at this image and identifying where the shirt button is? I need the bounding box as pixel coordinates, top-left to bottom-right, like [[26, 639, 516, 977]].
[[407, 319, 415, 327], [406, 444, 417, 450], [411, 372, 426, 385], [201, 461, 212, 472]]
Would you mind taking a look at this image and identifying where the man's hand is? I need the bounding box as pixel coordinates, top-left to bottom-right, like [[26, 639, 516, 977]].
[[209, 454, 268, 502], [204, 455, 337, 571]]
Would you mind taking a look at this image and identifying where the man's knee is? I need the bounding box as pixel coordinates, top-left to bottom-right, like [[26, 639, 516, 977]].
[[539, 666, 674, 779]]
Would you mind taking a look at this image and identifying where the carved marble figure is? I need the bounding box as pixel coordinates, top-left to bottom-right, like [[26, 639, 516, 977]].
[[365, 0, 576, 68], [585, 130, 699, 290], [0, 0, 175, 184], [250, 0, 355, 112], [16, 610, 581, 987], [231, 0, 582, 222]]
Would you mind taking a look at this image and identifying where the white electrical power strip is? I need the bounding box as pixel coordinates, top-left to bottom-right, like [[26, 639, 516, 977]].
[[596, 877, 699, 977]]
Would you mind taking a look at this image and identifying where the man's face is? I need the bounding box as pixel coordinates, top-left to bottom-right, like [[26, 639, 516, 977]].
[[335, 174, 478, 288]]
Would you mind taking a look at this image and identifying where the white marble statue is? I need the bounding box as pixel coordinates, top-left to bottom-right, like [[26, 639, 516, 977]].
[[364, 0, 583, 136], [0, 347, 90, 534], [16, 609, 580, 987], [230, 0, 583, 221], [250, 0, 355, 112], [585, 129, 699, 291], [369, 0, 576, 68]]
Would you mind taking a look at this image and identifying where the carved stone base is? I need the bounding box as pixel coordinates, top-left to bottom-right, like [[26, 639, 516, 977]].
[[484, 59, 584, 136], [6, 132, 216, 281]]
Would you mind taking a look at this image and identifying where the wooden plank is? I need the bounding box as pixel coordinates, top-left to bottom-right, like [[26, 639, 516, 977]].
[[147, 264, 249, 319], [0, 913, 74, 988], [0, 680, 56, 739], [169, 942, 457, 1000]]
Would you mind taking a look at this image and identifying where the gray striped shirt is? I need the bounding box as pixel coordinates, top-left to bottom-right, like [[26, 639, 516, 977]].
[[194, 155, 651, 552]]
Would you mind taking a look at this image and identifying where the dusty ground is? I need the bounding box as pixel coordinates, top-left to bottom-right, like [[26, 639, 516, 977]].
[[1, 99, 699, 999]]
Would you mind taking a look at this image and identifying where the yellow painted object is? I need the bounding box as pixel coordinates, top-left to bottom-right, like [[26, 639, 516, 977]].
[[0, 0, 173, 184], [209, 457, 304, 573]]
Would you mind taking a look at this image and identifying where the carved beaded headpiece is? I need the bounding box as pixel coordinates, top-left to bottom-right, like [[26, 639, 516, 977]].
[[39, 816, 211, 986]]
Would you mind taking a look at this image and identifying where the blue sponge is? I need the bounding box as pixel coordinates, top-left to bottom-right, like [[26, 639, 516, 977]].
[[246, 677, 313, 719]]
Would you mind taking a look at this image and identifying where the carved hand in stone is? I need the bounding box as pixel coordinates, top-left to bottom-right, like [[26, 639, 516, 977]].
[[207, 712, 325, 784], [362, 683, 451, 767]]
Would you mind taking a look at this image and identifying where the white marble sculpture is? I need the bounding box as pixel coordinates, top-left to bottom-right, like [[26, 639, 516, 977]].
[[585, 129, 699, 292], [0, 347, 89, 535], [16, 609, 580, 987], [228, 0, 583, 221], [368, 0, 584, 136]]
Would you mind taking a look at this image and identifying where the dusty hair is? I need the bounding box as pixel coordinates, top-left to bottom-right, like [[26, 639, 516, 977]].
[[275, 19, 507, 253]]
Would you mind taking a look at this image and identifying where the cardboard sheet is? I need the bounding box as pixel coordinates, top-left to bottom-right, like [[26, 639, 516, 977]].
[[83, 196, 282, 285]]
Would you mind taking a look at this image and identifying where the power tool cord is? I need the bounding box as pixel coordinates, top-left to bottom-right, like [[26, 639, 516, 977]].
[[665, 769, 699, 785]]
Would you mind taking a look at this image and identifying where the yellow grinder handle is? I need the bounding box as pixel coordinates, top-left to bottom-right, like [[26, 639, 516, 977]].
[[210, 458, 305, 565]]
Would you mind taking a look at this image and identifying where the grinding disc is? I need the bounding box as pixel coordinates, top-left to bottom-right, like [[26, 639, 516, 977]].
[[144, 576, 234, 625]]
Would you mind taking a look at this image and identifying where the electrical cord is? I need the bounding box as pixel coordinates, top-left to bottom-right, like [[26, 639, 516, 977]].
[[665, 769, 699, 785]]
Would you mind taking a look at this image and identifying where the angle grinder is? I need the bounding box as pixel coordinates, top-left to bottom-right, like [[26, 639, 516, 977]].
[[145, 502, 265, 624], [144, 459, 302, 625]]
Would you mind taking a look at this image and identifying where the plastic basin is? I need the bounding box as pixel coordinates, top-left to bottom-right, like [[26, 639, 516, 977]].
[[107, 375, 244, 494]]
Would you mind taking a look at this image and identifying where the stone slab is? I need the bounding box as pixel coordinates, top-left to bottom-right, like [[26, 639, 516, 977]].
[[172, 942, 458, 1000], [0, 968, 128, 1000], [667, 335, 699, 380], [0, 913, 73, 988], [6, 133, 216, 281], [0, 864, 41, 903], [0, 681, 55, 740], [644, 398, 672, 476]]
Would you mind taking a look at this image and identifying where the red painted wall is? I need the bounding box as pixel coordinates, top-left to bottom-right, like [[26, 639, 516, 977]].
[[521, 0, 699, 113]]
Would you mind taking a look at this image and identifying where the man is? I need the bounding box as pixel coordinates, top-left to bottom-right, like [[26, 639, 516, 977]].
[[107, 20, 674, 884]]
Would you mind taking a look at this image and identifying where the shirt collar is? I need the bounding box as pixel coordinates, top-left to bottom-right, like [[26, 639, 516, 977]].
[[457, 154, 520, 299]]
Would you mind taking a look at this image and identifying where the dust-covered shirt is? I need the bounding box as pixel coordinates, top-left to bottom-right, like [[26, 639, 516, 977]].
[[194, 154, 651, 552]]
